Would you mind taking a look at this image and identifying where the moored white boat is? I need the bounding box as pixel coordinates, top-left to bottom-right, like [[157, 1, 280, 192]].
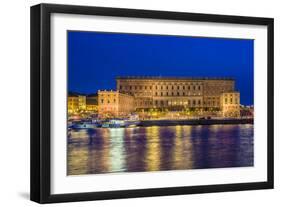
[[100, 119, 140, 128], [71, 122, 98, 129]]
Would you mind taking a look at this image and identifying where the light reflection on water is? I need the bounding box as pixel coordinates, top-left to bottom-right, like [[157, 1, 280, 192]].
[[67, 124, 253, 175]]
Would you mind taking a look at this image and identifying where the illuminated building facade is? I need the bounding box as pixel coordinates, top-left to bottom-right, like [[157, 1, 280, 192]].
[[98, 90, 135, 118], [68, 93, 86, 113], [220, 92, 240, 117], [69, 77, 241, 118], [116, 76, 240, 117]]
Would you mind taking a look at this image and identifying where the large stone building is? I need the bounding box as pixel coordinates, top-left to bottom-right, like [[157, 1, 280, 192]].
[[116, 77, 239, 116], [71, 76, 241, 118], [98, 90, 135, 118]]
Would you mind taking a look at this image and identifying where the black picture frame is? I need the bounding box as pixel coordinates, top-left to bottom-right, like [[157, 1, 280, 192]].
[[30, 3, 274, 204]]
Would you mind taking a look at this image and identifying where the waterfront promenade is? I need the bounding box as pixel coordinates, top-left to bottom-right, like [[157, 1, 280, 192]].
[[138, 118, 253, 127]]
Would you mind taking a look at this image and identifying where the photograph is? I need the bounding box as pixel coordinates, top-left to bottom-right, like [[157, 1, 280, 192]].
[[30, 3, 274, 203], [67, 31, 254, 175]]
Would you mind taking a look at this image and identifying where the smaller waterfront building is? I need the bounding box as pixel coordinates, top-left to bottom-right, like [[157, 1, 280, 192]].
[[240, 105, 254, 118], [68, 92, 86, 114], [220, 92, 240, 117], [98, 90, 135, 118]]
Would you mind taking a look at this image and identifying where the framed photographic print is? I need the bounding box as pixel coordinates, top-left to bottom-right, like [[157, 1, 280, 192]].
[[30, 3, 274, 203]]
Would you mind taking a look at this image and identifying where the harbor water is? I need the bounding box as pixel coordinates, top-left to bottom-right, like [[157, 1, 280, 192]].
[[67, 124, 253, 175]]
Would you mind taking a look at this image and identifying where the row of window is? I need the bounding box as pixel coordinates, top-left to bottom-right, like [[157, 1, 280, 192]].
[[99, 98, 236, 106], [135, 100, 203, 106], [100, 99, 116, 104], [224, 98, 239, 104], [135, 100, 220, 107], [119, 85, 202, 91], [100, 99, 134, 104], [154, 91, 201, 96], [224, 93, 239, 97], [99, 94, 117, 97]]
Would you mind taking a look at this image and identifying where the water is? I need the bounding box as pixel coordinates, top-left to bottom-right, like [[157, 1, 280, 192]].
[[67, 124, 253, 175]]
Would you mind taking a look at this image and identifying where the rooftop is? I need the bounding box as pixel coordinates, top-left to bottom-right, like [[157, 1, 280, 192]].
[[116, 76, 234, 80], [68, 91, 86, 97], [87, 93, 98, 97]]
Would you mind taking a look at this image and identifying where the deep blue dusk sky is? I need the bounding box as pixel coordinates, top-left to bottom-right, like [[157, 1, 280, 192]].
[[68, 31, 254, 105]]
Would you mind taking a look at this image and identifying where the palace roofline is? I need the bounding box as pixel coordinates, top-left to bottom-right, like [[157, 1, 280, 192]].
[[116, 76, 235, 80]]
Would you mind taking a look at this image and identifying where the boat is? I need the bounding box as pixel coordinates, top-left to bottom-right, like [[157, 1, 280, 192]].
[[71, 122, 98, 129], [100, 119, 140, 128], [101, 119, 125, 128], [124, 120, 140, 127]]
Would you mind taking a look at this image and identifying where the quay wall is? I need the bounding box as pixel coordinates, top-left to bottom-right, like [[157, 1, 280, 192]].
[[138, 118, 253, 127]]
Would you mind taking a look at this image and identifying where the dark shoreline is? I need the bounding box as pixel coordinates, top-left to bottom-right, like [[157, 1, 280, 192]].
[[138, 118, 253, 127]]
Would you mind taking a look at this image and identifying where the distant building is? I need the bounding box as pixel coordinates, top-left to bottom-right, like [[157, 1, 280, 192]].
[[240, 105, 253, 117], [98, 90, 135, 118], [86, 93, 98, 112], [68, 92, 86, 113]]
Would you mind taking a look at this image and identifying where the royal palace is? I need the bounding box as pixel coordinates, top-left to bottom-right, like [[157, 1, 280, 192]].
[[68, 76, 241, 118]]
